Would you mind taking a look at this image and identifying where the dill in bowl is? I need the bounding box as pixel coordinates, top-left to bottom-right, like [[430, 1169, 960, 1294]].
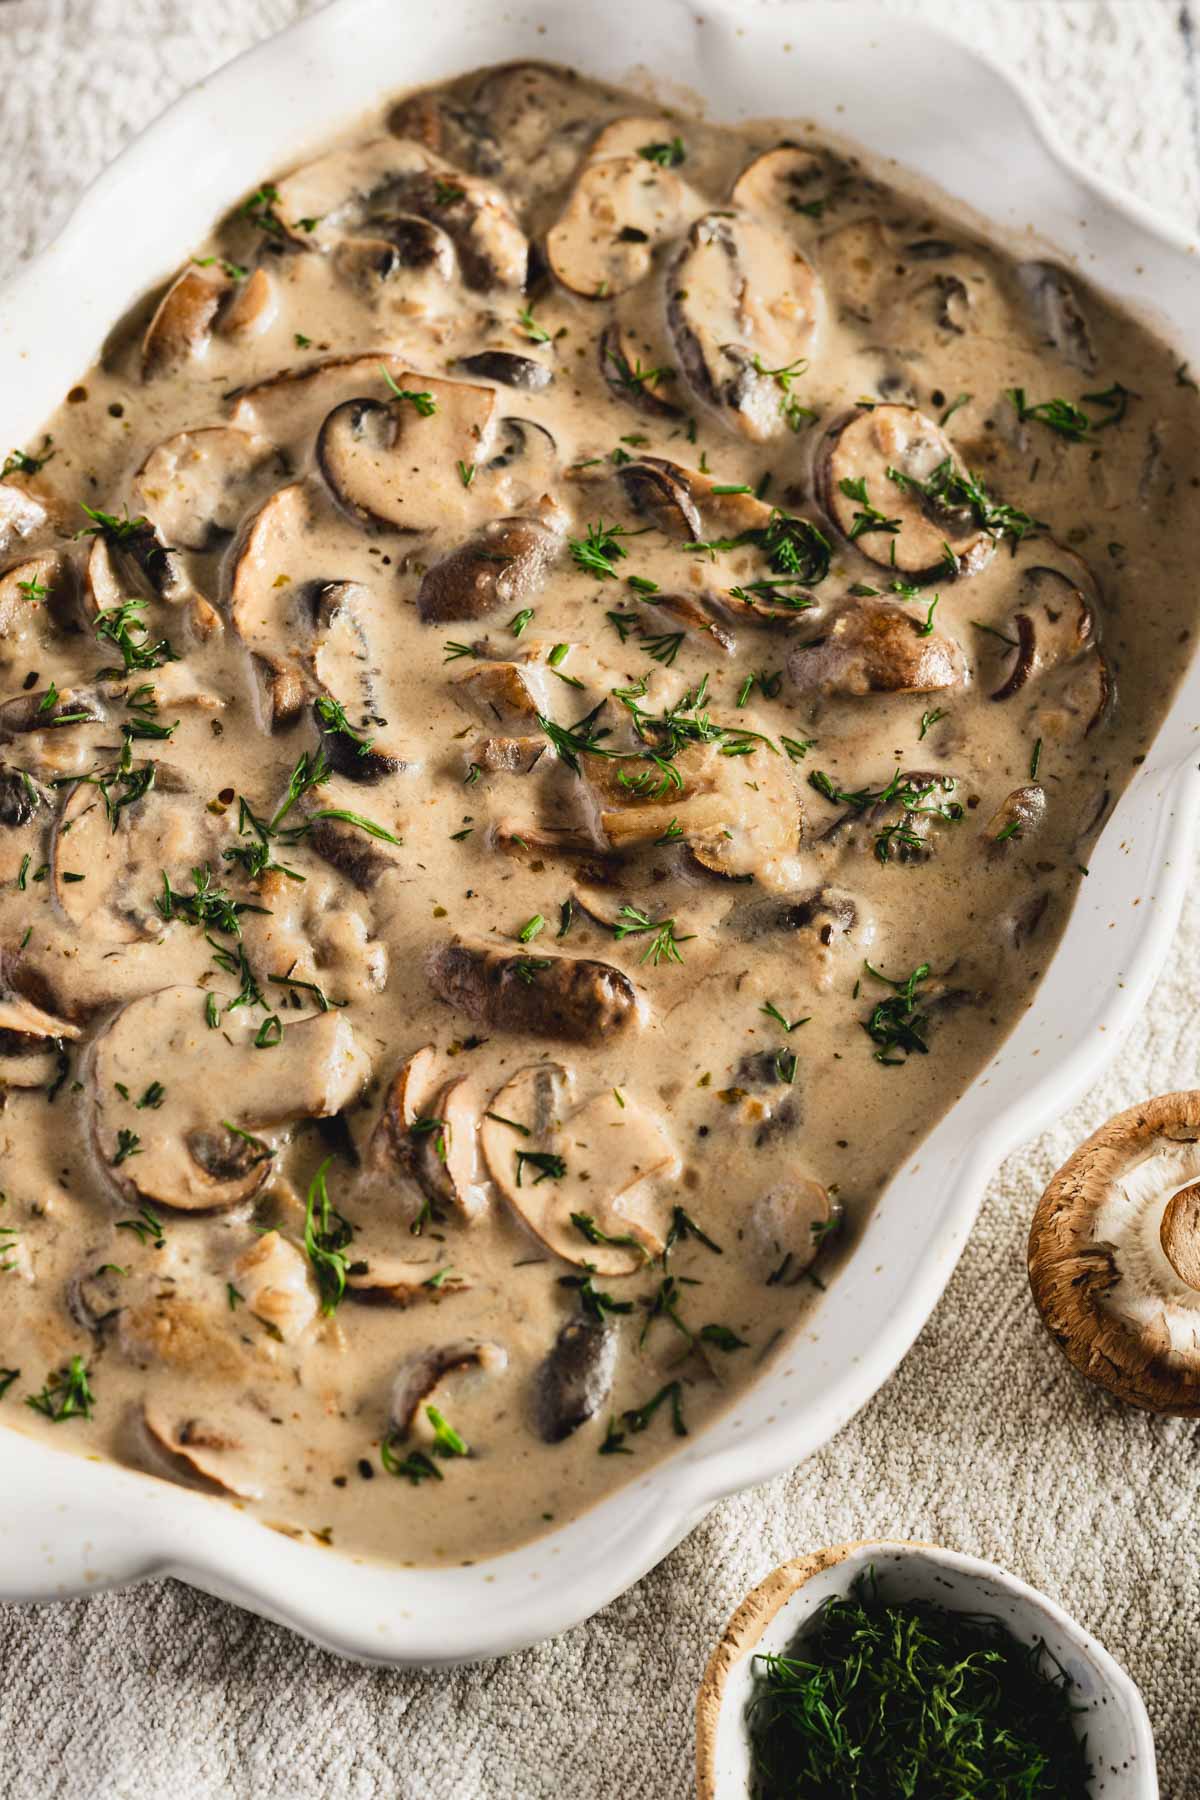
[[747, 1570, 1093, 1798]]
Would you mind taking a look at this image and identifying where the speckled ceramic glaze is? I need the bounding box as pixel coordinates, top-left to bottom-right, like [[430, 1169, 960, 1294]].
[[696, 1541, 1158, 1799], [2, 0, 1199, 1664]]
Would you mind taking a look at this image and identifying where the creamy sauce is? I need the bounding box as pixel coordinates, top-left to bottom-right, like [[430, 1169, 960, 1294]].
[[1, 62, 1197, 1568]]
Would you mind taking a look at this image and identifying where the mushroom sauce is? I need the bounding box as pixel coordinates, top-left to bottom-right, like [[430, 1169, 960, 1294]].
[[1, 62, 1197, 1568]]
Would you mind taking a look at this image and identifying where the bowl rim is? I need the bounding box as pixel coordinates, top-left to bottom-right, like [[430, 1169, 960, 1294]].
[[694, 1539, 1159, 1800], [2, 0, 1200, 1667]]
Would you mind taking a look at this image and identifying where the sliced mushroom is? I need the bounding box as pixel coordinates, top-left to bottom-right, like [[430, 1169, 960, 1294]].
[[409, 1076, 488, 1225], [131, 428, 286, 552], [51, 765, 214, 946], [0, 763, 46, 830], [731, 145, 830, 218], [616, 456, 772, 540], [480, 1063, 678, 1270], [333, 214, 458, 310], [229, 1229, 318, 1343], [142, 266, 231, 378], [0, 482, 47, 555], [0, 551, 75, 663], [1028, 1092, 1200, 1413], [0, 683, 105, 740], [311, 580, 407, 780], [389, 1338, 508, 1437], [367, 1042, 441, 1175], [427, 939, 641, 1044], [143, 1400, 265, 1500], [749, 1180, 834, 1283], [219, 266, 279, 340], [416, 501, 564, 624], [578, 738, 803, 888], [814, 405, 992, 576], [316, 376, 496, 531], [984, 783, 1046, 850], [730, 887, 866, 994], [269, 137, 528, 289], [471, 736, 547, 775], [450, 657, 543, 729], [634, 591, 736, 656], [227, 483, 316, 727], [788, 598, 967, 697], [467, 61, 593, 197], [667, 213, 822, 440], [988, 565, 1110, 736], [616, 458, 702, 539], [481, 418, 560, 507], [598, 321, 681, 418], [303, 808, 400, 892], [66, 1260, 128, 1335], [90, 984, 370, 1210], [0, 986, 81, 1088], [227, 352, 413, 451], [239, 864, 387, 1007], [456, 350, 554, 391], [1018, 261, 1097, 374], [547, 155, 689, 299], [84, 515, 187, 609], [534, 1316, 618, 1443], [489, 816, 599, 859], [817, 216, 894, 323], [390, 88, 504, 172], [116, 1285, 254, 1380], [348, 1255, 470, 1306]]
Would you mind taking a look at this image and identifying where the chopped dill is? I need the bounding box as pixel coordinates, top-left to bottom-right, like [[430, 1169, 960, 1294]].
[[748, 1568, 1092, 1798]]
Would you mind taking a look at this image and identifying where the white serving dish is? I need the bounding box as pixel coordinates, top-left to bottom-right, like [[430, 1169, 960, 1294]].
[[2, 0, 1199, 1667], [695, 1542, 1158, 1798]]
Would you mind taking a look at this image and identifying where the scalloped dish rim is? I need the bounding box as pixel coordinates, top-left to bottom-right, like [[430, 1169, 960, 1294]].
[[1, 0, 1199, 1667]]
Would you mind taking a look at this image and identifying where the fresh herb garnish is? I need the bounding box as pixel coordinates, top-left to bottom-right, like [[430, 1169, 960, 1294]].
[[379, 364, 436, 416], [2, 436, 55, 478], [304, 1156, 354, 1314], [598, 1380, 687, 1456], [637, 136, 686, 167], [25, 1355, 94, 1422], [839, 476, 901, 541], [425, 1404, 470, 1458], [516, 305, 552, 344], [314, 693, 374, 757], [561, 1270, 634, 1322], [663, 1206, 723, 1262], [238, 182, 284, 237], [861, 960, 933, 1063], [115, 1203, 164, 1247], [761, 1001, 810, 1033], [570, 1212, 649, 1260], [568, 520, 640, 579], [747, 1569, 1093, 1798], [514, 1150, 567, 1187], [612, 905, 694, 966], [381, 1441, 442, 1484]]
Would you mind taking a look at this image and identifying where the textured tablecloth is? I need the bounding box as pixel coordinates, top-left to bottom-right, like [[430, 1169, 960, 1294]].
[[2, 3, 1200, 1795]]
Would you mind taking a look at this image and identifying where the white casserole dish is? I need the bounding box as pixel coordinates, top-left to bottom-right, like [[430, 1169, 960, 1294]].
[[2, 0, 1198, 1666]]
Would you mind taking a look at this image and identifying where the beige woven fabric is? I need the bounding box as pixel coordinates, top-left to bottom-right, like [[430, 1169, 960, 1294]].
[[1, 3, 1198, 1794]]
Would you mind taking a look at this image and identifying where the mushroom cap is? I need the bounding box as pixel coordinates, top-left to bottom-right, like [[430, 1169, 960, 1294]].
[[1028, 1090, 1200, 1414]]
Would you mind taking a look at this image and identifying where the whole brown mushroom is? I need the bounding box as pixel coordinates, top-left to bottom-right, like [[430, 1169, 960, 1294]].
[[1028, 1091, 1200, 1413]]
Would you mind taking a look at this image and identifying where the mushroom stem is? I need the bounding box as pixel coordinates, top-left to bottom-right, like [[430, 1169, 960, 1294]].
[[1160, 1183, 1200, 1291]]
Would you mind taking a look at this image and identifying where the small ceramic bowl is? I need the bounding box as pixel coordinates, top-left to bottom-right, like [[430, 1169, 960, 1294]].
[[695, 1541, 1157, 1799]]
